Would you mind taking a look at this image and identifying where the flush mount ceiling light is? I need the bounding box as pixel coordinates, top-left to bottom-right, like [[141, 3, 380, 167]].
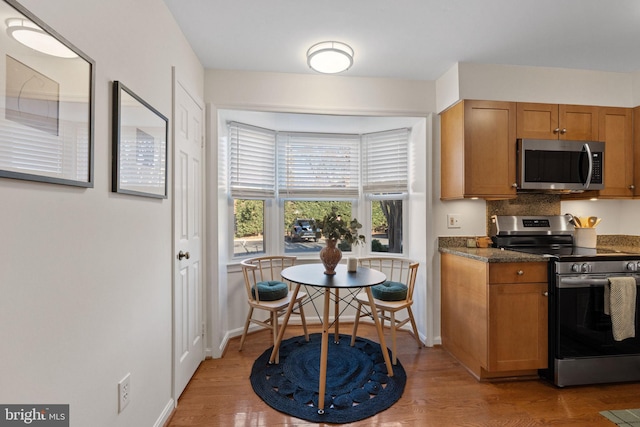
[[6, 18, 77, 58], [307, 41, 354, 74]]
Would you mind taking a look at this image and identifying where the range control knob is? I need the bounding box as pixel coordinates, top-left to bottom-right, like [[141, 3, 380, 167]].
[[581, 263, 592, 273], [626, 262, 637, 272], [571, 263, 581, 273]]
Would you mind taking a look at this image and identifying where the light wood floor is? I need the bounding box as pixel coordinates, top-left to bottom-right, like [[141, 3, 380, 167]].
[[166, 323, 639, 426]]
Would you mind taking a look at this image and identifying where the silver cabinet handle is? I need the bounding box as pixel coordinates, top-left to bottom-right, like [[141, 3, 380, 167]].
[[630, 184, 636, 190], [543, 291, 549, 297], [553, 128, 561, 133], [178, 250, 190, 260], [517, 270, 524, 276], [560, 128, 567, 134]]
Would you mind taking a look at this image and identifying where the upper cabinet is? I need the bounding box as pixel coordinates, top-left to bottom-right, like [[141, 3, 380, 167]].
[[516, 103, 599, 141], [634, 106, 640, 199], [440, 100, 637, 201], [440, 100, 517, 200], [598, 107, 634, 198]]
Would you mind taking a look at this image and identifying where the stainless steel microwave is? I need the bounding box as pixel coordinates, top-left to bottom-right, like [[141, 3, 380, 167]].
[[516, 139, 605, 191]]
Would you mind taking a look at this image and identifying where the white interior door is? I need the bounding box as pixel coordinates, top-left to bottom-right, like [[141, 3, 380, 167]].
[[173, 75, 204, 399]]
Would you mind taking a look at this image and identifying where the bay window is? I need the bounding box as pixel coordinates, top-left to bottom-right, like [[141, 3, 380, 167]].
[[228, 121, 410, 259]]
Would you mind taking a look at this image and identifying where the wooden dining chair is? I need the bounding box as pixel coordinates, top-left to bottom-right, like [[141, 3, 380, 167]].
[[239, 255, 308, 361], [350, 257, 422, 364]]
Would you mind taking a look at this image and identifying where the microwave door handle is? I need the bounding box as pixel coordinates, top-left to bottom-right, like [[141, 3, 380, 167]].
[[582, 143, 593, 189]]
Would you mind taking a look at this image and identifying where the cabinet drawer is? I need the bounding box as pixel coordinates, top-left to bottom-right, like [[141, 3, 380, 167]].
[[489, 262, 547, 284]]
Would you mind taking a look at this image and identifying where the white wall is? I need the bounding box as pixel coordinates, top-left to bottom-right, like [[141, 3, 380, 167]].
[[457, 62, 635, 109], [0, 1, 203, 426], [206, 69, 436, 114]]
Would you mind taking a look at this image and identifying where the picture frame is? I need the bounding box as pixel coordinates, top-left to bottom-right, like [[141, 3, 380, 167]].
[[0, 0, 95, 187], [112, 81, 168, 199]]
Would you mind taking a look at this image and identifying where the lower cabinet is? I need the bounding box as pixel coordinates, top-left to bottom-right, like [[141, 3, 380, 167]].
[[441, 253, 548, 380]]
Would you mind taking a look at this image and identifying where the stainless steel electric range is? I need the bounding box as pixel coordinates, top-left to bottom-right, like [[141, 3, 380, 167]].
[[491, 215, 640, 387]]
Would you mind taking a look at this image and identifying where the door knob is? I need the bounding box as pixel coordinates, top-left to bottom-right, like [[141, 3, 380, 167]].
[[178, 250, 190, 260]]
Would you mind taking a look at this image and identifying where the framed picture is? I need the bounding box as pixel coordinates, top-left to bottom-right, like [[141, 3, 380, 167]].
[[0, 0, 95, 187], [112, 81, 168, 199]]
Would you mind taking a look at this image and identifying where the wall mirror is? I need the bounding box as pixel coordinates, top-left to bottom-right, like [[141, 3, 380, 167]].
[[0, 0, 95, 187]]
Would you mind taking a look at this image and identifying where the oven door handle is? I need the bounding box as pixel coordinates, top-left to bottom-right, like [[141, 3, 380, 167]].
[[558, 277, 640, 288]]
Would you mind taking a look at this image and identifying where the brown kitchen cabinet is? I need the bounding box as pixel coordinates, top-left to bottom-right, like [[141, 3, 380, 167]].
[[441, 253, 548, 380], [634, 106, 640, 199], [516, 102, 599, 141], [487, 263, 548, 373], [598, 107, 634, 198], [440, 100, 517, 200]]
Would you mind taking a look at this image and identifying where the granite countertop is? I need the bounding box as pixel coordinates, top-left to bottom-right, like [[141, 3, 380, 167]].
[[438, 235, 640, 263], [438, 246, 548, 263]]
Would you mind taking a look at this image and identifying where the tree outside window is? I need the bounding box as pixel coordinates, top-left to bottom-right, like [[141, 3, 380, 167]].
[[371, 200, 402, 253], [233, 199, 264, 256]]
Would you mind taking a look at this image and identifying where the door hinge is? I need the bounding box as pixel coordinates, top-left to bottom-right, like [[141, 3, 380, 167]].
[[201, 322, 205, 337]]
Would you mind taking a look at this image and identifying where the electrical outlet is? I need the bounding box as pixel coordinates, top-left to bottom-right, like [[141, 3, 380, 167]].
[[447, 214, 461, 229], [118, 373, 131, 413]]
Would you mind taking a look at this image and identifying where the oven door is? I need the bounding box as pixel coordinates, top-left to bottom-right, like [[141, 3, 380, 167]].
[[555, 275, 640, 359]]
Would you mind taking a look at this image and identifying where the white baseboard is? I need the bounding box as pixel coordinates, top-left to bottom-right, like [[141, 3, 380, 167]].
[[155, 398, 175, 427]]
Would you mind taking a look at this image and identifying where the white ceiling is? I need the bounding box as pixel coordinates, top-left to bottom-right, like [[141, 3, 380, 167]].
[[162, 0, 640, 81]]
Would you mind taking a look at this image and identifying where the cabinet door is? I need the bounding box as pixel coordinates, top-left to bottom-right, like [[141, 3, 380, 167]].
[[488, 282, 548, 372], [464, 100, 517, 198], [517, 103, 599, 141], [599, 107, 633, 198], [440, 102, 465, 200], [560, 105, 599, 141], [517, 103, 559, 139], [635, 106, 640, 198]]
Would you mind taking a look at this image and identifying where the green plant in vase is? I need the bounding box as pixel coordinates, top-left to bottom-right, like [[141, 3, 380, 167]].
[[314, 207, 365, 275]]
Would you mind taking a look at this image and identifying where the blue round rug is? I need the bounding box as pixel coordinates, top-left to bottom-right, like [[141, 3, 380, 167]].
[[250, 333, 406, 424]]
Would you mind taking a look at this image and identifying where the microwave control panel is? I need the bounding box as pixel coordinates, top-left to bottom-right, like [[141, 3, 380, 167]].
[[591, 152, 602, 184]]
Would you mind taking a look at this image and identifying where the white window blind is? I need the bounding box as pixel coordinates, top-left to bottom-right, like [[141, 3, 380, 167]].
[[278, 132, 360, 199], [362, 128, 409, 196], [228, 121, 276, 198]]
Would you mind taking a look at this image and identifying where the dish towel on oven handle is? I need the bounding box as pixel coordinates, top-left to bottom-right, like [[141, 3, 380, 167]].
[[604, 277, 637, 341]]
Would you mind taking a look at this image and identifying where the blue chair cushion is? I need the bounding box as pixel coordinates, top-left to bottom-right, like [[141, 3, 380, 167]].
[[252, 280, 288, 301], [371, 280, 407, 301]]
